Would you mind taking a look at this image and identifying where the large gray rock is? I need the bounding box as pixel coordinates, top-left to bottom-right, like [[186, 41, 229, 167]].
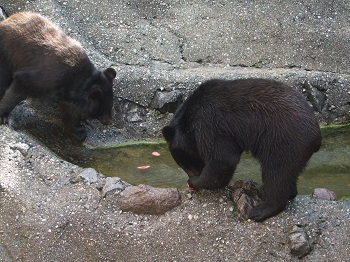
[[118, 184, 181, 214]]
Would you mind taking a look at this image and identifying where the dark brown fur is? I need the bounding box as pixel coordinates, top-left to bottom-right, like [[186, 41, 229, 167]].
[[163, 78, 322, 222], [0, 12, 116, 141]]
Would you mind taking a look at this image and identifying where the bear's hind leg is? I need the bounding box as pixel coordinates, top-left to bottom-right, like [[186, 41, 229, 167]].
[[0, 71, 11, 98], [0, 82, 25, 124], [249, 164, 300, 222]]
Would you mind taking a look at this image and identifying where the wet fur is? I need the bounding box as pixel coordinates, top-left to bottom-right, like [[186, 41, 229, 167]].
[[0, 12, 116, 141], [163, 78, 322, 222]]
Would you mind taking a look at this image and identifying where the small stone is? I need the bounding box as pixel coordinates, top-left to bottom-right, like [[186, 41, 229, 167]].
[[311, 188, 337, 201], [289, 225, 312, 258], [10, 143, 30, 156], [102, 177, 126, 196], [69, 174, 83, 184], [79, 168, 100, 183]]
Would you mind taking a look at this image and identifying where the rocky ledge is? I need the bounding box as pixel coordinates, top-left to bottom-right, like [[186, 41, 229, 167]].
[[1, 125, 349, 261]]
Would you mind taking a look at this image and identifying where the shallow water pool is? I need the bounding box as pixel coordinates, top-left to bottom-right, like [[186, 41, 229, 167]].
[[27, 123, 350, 198]]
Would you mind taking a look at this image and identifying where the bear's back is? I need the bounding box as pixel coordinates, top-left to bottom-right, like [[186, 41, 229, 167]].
[[172, 78, 321, 153], [0, 12, 87, 68], [187, 78, 311, 118]]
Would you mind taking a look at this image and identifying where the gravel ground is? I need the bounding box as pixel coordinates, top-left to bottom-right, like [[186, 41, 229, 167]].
[[1, 125, 350, 261]]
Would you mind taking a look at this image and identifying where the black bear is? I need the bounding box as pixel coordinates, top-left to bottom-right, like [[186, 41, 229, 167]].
[[162, 78, 322, 222], [0, 12, 116, 141]]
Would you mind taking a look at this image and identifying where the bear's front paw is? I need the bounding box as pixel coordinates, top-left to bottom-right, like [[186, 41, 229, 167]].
[[249, 203, 283, 222], [187, 177, 202, 190]]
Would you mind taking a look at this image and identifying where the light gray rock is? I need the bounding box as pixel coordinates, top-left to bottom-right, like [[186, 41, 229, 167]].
[[10, 143, 30, 156], [79, 168, 100, 183], [70, 168, 101, 184], [102, 176, 127, 196], [0, 6, 8, 20], [312, 188, 337, 201], [289, 225, 312, 258]]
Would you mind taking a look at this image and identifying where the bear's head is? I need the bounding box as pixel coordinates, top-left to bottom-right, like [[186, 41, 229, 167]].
[[162, 125, 205, 178], [86, 67, 116, 125]]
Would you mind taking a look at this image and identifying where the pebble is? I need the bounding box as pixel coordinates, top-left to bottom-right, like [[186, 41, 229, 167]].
[[78, 168, 100, 183], [312, 188, 337, 201], [102, 177, 125, 196], [289, 225, 312, 258]]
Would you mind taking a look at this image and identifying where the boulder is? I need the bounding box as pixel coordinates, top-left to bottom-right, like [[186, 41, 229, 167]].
[[118, 184, 181, 214]]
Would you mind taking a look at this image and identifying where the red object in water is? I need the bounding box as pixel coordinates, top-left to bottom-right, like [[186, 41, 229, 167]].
[[152, 151, 161, 156], [137, 165, 150, 170]]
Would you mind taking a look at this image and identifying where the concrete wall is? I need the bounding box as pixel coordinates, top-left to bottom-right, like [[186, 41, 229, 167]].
[[2, 0, 350, 143]]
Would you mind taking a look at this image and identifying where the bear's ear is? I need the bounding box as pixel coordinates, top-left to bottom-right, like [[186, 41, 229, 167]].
[[162, 126, 175, 141], [103, 67, 117, 82]]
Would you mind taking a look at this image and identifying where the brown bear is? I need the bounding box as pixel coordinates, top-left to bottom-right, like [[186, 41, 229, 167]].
[[162, 78, 322, 222], [0, 11, 116, 141]]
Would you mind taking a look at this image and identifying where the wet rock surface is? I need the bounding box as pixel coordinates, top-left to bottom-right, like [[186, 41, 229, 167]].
[[1, 1, 350, 261]]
